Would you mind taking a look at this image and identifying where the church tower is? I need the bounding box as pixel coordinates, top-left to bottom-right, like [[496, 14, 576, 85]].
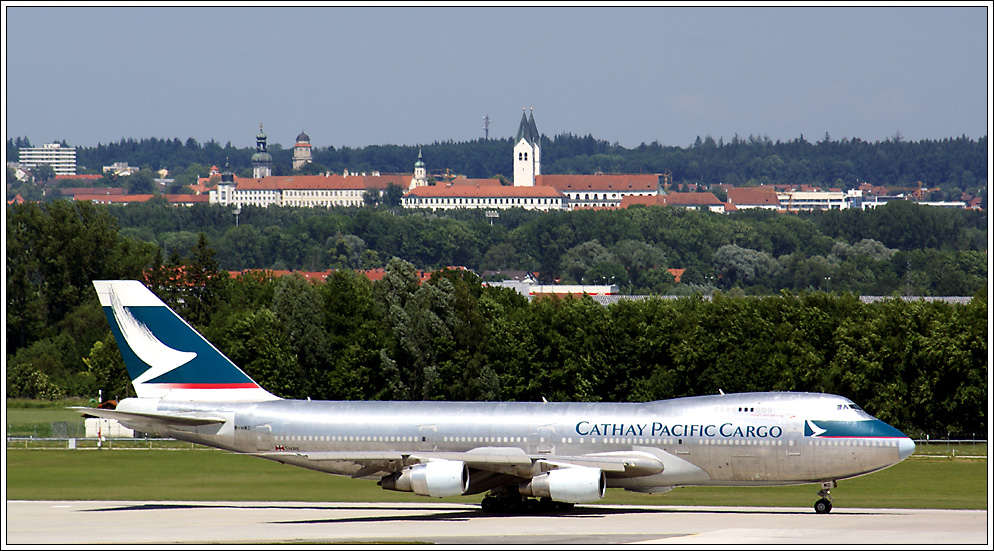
[[513, 108, 540, 186], [410, 147, 428, 190], [252, 123, 273, 178], [292, 130, 312, 171]]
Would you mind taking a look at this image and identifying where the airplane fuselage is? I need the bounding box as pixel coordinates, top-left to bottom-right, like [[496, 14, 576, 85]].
[[115, 391, 912, 493], [85, 280, 916, 513]]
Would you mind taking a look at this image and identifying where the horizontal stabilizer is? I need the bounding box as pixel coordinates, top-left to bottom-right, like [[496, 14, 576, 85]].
[[70, 406, 227, 427]]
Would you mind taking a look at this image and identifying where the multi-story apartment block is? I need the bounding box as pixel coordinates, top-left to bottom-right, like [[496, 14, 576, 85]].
[[18, 142, 77, 175]]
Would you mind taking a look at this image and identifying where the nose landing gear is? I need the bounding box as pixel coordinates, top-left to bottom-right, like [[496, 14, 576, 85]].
[[814, 481, 836, 514]]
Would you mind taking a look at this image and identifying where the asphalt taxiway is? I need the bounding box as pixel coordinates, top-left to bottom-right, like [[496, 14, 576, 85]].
[[4, 500, 989, 545]]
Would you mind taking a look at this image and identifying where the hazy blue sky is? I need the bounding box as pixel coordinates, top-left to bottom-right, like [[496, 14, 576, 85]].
[[4, 5, 990, 150]]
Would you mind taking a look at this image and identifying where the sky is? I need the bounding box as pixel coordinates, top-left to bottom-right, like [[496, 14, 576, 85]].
[[3, 4, 991, 151]]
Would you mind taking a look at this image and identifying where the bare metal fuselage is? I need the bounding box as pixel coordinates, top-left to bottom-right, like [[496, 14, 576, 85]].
[[118, 391, 910, 493]]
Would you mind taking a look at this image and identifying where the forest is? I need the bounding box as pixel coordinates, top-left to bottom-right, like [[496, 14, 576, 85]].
[[5, 200, 988, 438], [6, 133, 988, 204], [88, 198, 989, 297]]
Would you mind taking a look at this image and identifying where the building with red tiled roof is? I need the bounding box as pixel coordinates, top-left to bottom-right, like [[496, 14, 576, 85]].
[[61, 187, 125, 197], [231, 268, 441, 284], [661, 192, 725, 212], [447, 177, 502, 187], [536, 174, 659, 209], [54, 174, 102, 182], [71, 193, 210, 206], [619, 195, 659, 208], [726, 186, 782, 210], [208, 173, 412, 208], [620, 192, 725, 213], [403, 182, 567, 211]]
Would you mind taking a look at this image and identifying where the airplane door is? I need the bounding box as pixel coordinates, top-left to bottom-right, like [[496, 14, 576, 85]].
[[731, 455, 769, 481], [534, 424, 555, 454], [253, 424, 272, 452], [778, 431, 804, 478], [418, 424, 437, 452]]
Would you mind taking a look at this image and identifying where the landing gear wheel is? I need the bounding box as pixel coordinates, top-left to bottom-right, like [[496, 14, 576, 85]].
[[814, 498, 832, 514], [481, 496, 498, 513], [814, 481, 836, 514]]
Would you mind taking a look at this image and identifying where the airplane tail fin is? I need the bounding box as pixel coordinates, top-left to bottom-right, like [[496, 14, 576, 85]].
[[93, 280, 279, 402]]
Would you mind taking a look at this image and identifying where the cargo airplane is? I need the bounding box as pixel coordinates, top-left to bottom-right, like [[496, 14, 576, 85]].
[[76, 280, 915, 513]]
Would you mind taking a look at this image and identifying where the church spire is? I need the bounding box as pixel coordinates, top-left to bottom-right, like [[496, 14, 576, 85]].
[[515, 108, 533, 145]]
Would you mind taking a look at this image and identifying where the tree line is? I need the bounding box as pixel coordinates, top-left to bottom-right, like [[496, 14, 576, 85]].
[[89, 198, 987, 297], [5, 200, 988, 438], [7, 133, 987, 203]]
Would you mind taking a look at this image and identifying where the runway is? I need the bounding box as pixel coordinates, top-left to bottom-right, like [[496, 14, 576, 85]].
[[4, 500, 989, 546]]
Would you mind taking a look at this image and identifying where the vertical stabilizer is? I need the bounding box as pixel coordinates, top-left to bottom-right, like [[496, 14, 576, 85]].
[[93, 280, 279, 402]]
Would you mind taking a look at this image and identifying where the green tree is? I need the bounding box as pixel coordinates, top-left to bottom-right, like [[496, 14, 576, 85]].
[[272, 274, 333, 398], [219, 308, 303, 398], [31, 163, 55, 183]]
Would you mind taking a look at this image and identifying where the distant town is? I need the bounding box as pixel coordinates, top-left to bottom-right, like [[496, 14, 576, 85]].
[[7, 111, 985, 212]]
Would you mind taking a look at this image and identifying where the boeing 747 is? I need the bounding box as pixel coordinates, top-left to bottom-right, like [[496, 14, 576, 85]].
[[76, 280, 915, 513]]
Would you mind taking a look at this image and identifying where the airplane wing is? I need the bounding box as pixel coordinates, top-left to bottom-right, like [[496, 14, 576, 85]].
[[257, 446, 663, 479], [70, 406, 227, 427]]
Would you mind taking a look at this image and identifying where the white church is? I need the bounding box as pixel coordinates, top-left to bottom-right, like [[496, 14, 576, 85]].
[[403, 109, 660, 210]]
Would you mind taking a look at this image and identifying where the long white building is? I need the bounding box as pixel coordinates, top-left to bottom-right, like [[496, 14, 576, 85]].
[[18, 143, 77, 175], [403, 179, 567, 211], [208, 172, 411, 208]]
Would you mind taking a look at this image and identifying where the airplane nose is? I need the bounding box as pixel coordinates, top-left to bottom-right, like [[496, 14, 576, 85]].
[[898, 437, 915, 460]]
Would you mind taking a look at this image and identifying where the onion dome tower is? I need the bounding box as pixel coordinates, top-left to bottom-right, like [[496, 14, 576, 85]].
[[292, 130, 313, 171], [410, 147, 428, 190], [251, 123, 272, 178]]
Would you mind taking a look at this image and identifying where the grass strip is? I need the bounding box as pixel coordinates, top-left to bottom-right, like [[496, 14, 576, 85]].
[[5, 448, 986, 510]]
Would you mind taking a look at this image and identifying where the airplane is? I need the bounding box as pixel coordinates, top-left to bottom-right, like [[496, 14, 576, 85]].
[[75, 280, 915, 514]]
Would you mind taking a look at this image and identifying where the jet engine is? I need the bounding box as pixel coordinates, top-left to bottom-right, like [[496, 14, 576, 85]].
[[379, 460, 469, 497], [519, 467, 606, 503]]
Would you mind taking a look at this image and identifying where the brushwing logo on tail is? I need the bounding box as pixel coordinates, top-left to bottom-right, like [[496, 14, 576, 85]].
[[110, 287, 197, 384]]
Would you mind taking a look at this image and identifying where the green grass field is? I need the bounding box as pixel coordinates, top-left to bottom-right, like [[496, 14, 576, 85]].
[[4, 448, 987, 510], [6, 400, 988, 510]]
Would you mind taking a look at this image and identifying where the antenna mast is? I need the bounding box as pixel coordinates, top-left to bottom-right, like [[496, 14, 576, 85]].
[[483, 114, 491, 140]]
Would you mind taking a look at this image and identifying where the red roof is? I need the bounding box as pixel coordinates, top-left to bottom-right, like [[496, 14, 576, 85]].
[[447, 177, 502, 187], [661, 192, 723, 206], [62, 187, 125, 196], [54, 174, 101, 181], [620, 193, 723, 208], [164, 194, 209, 203], [72, 194, 208, 205], [536, 174, 658, 192], [726, 187, 781, 206], [230, 269, 333, 282], [619, 195, 661, 208], [667, 268, 685, 283]]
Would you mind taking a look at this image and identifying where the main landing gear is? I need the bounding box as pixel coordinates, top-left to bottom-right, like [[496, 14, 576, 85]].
[[814, 481, 836, 514], [480, 492, 575, 514]]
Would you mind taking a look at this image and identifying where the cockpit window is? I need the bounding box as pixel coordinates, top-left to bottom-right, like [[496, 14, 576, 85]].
[[837, 403, 863, 411]]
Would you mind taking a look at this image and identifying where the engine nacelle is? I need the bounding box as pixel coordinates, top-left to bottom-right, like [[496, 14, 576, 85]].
[[379, 460, 469, 497], [519, 467, 606, 503]]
